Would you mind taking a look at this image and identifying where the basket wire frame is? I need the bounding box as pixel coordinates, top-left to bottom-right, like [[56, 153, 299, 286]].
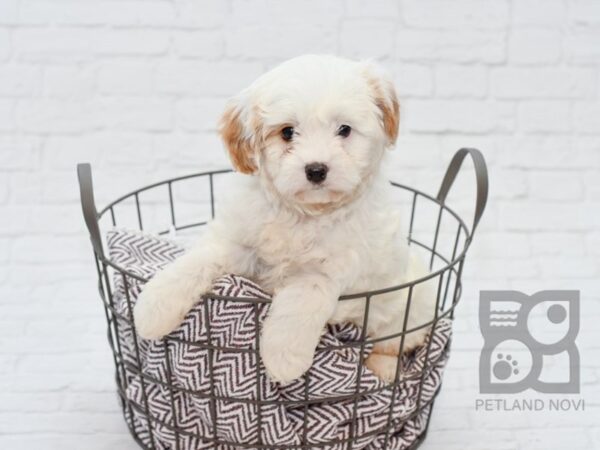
[[78, 148, 488, 450]]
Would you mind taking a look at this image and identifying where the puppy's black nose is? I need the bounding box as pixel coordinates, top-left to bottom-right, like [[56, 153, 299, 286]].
[[305, 163, 328, 184]]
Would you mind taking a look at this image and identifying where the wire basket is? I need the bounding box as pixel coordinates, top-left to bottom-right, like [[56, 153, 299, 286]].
[[77, 148, 488, 450]]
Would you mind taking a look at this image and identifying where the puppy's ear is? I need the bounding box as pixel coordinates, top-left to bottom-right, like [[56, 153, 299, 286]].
[[363, 64, 400, 147], [219, 102, 258, 174]]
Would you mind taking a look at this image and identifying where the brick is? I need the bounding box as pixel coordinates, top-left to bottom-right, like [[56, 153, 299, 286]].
[[508, 29, 562, 65], [13, 28, 93, 62], [392, 63, 433, 97], [0, 435, 134, 450], [518, 101, 571, 133], [0, 65, 41, 97], [176, 98, 227, 131], [339, 20, 395, 59], [565, 30, 600, 64], [176, 0, 230, 28], [0, 412, 126, 434], [585, 171, 600, 201], [475, 232, 531, 258], [491, 169, 528, 200], [512, 0, 566, 27], [155, 61, 263, 96], [0, 354, 17, 373], [0, 29, 10, 61], [99, 132, 154, 165], [62, 392, 122, 413], [402, 0, 509, 29], [0, 136, 40, 170], [0, 205, 83, 236], [173, 30, 225, 59], [98, 98, 173, 132], [0, 179, 7, 204], [394, 135, 440, 167], [43, 66, 94, 98], [468, 408, 533, 430], [435, 65, 487, 98], [491, 68, 595, 99], [93, 29, 170, 56], [497, 136, 600, 169], [530, 403, 600, 428], [530, 171, 585, 201], [518, 429, 591, 449], [226, 25, 336, 59], [396, 29, 506, 63], [0, 393, 61, 413], [154, 132, 228, 168], [531, 233, 586, 256], [500, 202, 596, 231], [573, 102, 600, 134], [466, 256, 540, 280], [20, 0, 176, 26], [231, 0, 344, 26], [26, 316, 105, 336], [116, 0, 177, 26], [19, 0, 102, 25], [0, 207, 29, 236], [0, 0, 18, 24], [43, 135, 105, 170], [16, 100, 99, 134], [344, 0, 399, 18], [405, 100, 515, 133], [18, 353, 87, 373], [0, 100, 15, 131], [568, 0, 600, 28], [586, 233, 600, 255], [7, 262, 90, 286], [1, 370, 73, 392], [11, 172, 82, 205], [97, 62, 153, 95]]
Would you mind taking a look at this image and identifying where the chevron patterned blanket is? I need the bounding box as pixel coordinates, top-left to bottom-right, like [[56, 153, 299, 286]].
[[107, 229, 452, 450]]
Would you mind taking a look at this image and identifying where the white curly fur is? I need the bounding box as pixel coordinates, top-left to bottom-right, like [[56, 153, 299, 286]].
[[134, 55, 437, 384]]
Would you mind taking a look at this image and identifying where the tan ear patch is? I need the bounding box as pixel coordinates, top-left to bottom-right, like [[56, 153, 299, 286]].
[[366, 75, 400, 146], [377, 95, 399, 144], [219, 106, 257, 174]]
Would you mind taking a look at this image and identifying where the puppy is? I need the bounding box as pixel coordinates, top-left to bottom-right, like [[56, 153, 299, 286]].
[[134, 55, 437, 384]]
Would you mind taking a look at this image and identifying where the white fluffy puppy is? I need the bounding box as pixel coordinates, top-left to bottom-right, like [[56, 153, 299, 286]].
[[134, 55, 437, 383]]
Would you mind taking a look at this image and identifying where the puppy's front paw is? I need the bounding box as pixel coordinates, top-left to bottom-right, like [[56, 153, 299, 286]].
[[134, 280, 194, 340], [259, 317, 318, 385], [365, 353, 401, 383]]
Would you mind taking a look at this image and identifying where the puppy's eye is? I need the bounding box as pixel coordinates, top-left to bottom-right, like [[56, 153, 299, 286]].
[[337, 124, 352, 138], [281, 126, 294, 142]]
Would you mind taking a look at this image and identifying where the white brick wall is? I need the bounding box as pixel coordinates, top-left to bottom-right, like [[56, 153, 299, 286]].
[[0, 1, 599, 449]]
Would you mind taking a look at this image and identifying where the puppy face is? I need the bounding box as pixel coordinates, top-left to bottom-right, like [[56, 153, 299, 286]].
[[220, 55, 399, 213]]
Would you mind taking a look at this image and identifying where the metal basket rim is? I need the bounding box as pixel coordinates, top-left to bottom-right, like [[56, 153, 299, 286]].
[[94, 169, 472, 301]]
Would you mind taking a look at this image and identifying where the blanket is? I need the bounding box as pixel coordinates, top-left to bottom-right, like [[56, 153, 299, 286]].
[[107, 229, 451, 450]]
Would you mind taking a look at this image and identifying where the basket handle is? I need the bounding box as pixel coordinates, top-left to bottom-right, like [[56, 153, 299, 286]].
[[436, 148, 489, 235], [77, 163, 105, 258]]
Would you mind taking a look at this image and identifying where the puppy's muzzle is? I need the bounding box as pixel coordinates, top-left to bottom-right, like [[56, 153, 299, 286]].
[[305, 163, 328, 184]]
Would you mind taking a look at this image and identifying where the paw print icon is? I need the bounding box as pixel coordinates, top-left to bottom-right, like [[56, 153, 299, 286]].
[[494, 353, 520, 380], [479, 290, 580, 394]]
